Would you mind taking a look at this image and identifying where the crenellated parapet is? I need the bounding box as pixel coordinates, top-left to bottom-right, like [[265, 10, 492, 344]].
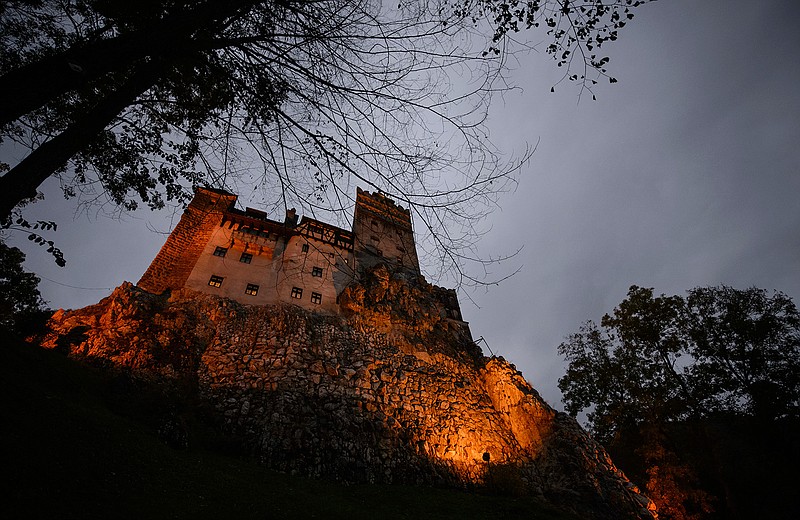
[[353, 188, 420, 276]]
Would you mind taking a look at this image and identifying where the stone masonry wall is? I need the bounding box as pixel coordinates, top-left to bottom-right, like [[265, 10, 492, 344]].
[[42, 267, 657, 520], [353, 188, 420, 275], [138, 188, 237, 294]]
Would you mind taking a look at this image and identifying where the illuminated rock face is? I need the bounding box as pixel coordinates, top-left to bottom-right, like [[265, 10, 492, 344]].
[[43, 267, 656, 520], [44, 188, 657, 517]]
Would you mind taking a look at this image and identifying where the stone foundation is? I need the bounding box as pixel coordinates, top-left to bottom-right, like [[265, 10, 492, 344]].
[[42, 268, 657, 519]]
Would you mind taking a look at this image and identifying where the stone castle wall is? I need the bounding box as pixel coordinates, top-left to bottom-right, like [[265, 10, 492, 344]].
[[138, 188, 237, 294], [136, 187, 438, 317], [43, 266, 656, 520], [353, 187, 420, 275]]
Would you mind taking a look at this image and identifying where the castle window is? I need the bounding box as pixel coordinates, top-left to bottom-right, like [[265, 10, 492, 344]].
[[377, 249, 383, 257], [240, 252, 253, 264], [208, 275, 223, 288], [312, 266, 323, 277], [311, 292, 322, 305], [371, 235, 379, 242], [291, 287, 303, 299], [245, 283, 259, 296], [301, 243, 309, 253], [213, 246, 228, 257]]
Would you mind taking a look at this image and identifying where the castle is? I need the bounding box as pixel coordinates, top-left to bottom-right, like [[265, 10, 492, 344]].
[[41, 185, 658, 519], [138, 187, 465, 321]]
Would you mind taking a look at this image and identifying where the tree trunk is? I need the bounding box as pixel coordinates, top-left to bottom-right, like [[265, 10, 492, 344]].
[[0, 62, 164, 221], [0, 33, 174, 128], [0, 0, 254, 127]]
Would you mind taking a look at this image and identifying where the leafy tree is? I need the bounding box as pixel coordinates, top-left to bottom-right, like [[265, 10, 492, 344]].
[[686, 286, 800, 420], [558, 286, 694, 443], [559, 285, 800, 441], [0, 0, 655, 282], [0, 240, 47, 335], [558, 285, 800, 519]]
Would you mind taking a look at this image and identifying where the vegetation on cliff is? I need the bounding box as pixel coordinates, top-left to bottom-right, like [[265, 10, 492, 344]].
[[559, 285, 800, 519], [0, 240, 50, 336]]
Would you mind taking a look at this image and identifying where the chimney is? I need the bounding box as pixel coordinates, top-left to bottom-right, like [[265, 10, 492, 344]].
[[285, 208, 298, 227]]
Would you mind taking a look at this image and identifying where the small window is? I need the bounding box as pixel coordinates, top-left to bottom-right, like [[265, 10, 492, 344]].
[[371, 220, 379, 231], [291, 287, 303, 299], [312, 266, 323, 277], [240, 252, 253, 264], [301, 243, 309, 253], [377, 249, 383, 257], [213, 246, 227, 257], [208, 275, 223, 288], [311, 292, 322, 305], [245, 283, 259, 296], [329, 252, 335, 259]]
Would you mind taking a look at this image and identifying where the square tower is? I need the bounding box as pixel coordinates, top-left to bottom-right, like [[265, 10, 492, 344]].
[[138, 187, 237, 294], [352, 188, 420, 276]]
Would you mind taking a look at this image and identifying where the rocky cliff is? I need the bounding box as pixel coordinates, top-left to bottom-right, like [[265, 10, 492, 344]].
[[42, 265, 657, 519]]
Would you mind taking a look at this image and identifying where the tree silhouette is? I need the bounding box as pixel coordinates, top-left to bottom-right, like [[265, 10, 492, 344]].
[[0, 241, 47, 335], [0, 0, 654, 282], [559, 285, 800, 519]]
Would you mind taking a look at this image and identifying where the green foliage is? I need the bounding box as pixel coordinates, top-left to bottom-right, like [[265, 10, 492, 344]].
[[558, 285, 800, 443], [454, 0, 647, 86], [558, 286, 695, 443], [633, 424, 715, 520], [0, 166, 66, 266], [559, 285, 800, 518], [0, 240, 47, 334], [686, 286, 800, 419]]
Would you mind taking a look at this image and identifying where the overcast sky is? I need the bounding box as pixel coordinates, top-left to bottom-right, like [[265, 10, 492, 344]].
[[7, 0, 800, 410]]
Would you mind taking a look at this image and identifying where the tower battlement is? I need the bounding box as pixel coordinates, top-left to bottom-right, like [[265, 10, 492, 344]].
[[137, 187, 459, 323]]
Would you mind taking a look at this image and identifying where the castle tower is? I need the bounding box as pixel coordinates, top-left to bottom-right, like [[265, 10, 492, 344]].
[[138, 187, 237, 294], [352, 188, 420, 276], [137, 187, 429, 314], [137, 186, 356, 313]]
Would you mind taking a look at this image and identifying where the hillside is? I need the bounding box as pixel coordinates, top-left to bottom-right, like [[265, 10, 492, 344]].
[[33, 266, 656, 519], [2, 337, 577, 520]]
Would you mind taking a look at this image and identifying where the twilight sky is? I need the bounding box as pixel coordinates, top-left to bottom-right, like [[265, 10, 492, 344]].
[[7, 0, 800, 409]]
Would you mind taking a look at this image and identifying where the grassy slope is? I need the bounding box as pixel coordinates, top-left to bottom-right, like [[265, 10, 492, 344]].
[[0, 339, 576, 520]]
